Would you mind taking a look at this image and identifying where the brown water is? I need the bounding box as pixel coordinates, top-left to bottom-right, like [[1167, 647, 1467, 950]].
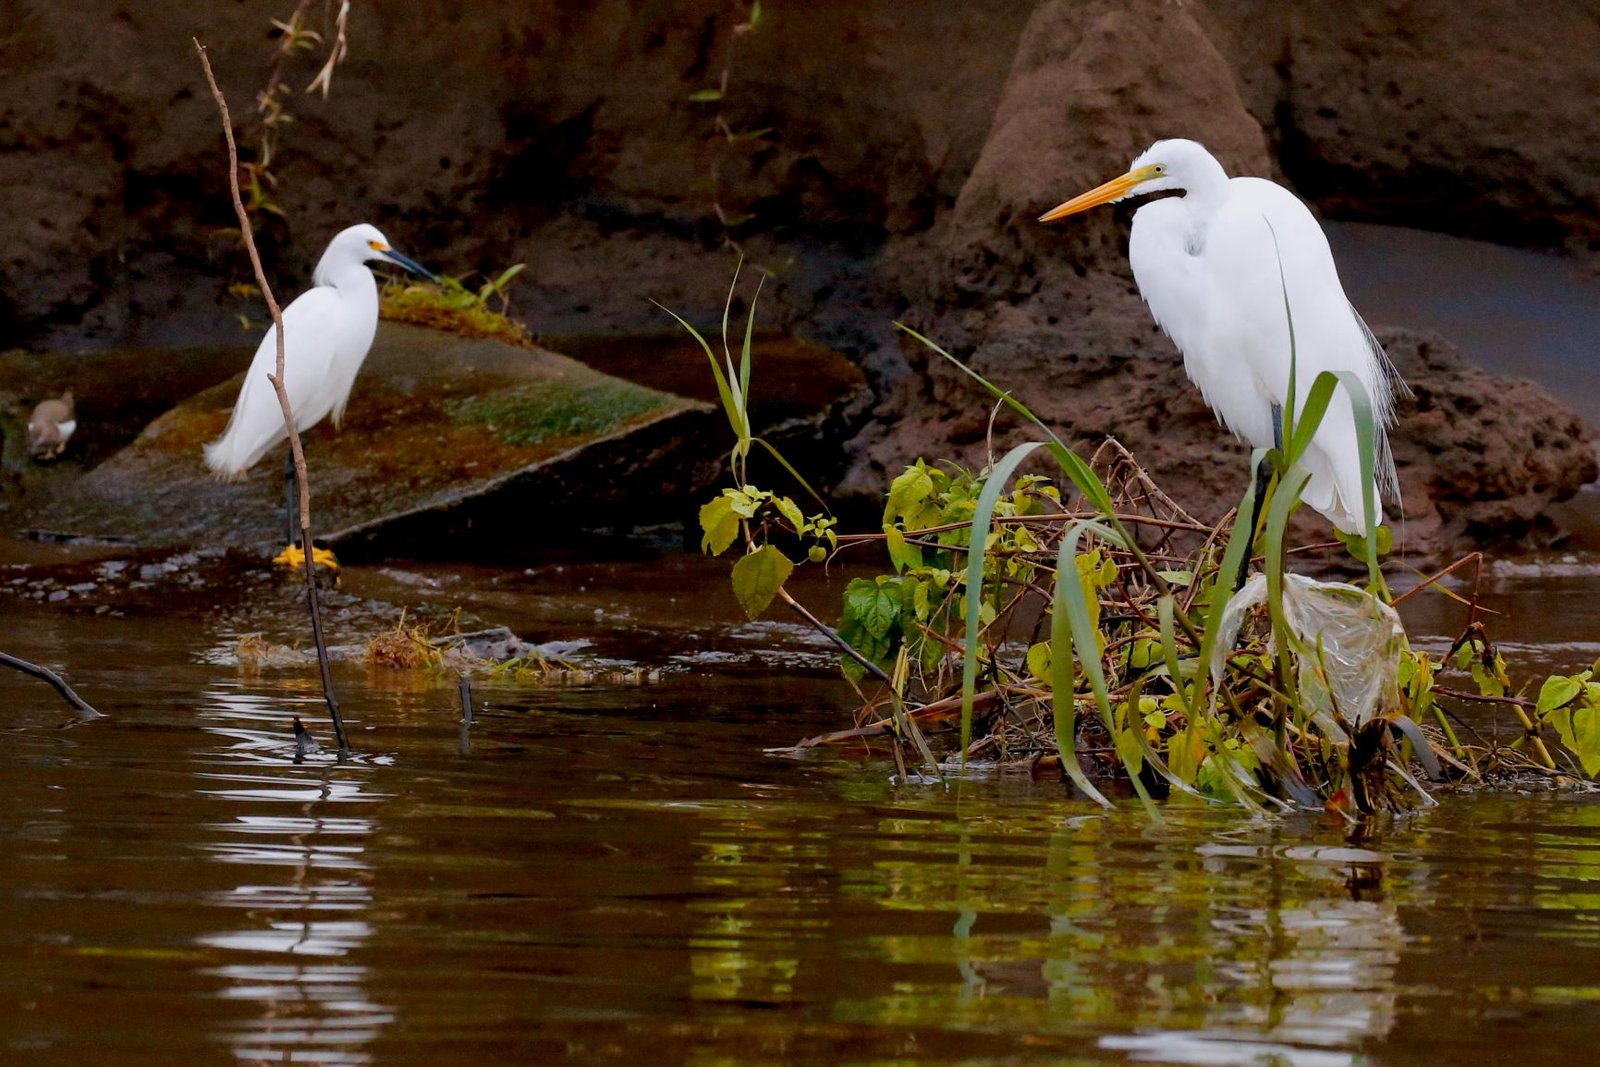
[[4, 546, 1600, 1066]]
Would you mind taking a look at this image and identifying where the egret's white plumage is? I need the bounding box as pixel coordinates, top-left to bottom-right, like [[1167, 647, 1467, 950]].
[[204, 223, 433, 477], [1041, 138, 1403, 534]]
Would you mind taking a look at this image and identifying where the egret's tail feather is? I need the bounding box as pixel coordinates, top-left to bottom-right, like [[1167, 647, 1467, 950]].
[[204, 425, 278, 482]]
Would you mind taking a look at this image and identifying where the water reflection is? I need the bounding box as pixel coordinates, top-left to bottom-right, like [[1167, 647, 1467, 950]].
[[676, 800, 1417, 1064], [196, 685, 392, 1066]]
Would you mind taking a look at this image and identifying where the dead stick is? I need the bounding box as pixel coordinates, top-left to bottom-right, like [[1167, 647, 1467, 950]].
[[0, 650, 101, 720], [776, 587, 896, 688], [196, 40, 349, 754]]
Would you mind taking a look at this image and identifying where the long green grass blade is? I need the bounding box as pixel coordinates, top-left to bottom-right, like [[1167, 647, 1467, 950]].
[[1330, 370, 1383, 589], [1194, 448, 1268, 709], [1157, 595, 1192, 719], [720, 260, 745, 415], [893, 323, 1206, 648], [740, 272, 765, 413], [1049, 548, 1113, 809], [751, 437, 829, 510], [655, 301, 748, 442], [1055, 521, 1158, 818], [1265, 217, 1299, 451], [893, 323, 1117, 516], [957, 441, 1044, 766]]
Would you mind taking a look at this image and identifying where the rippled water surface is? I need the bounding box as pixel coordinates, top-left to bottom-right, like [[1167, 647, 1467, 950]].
[[4, 546, 1600, 1066]]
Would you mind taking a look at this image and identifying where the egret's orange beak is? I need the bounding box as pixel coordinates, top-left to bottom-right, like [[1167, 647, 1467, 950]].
[[1038, 165, 1157, 222]]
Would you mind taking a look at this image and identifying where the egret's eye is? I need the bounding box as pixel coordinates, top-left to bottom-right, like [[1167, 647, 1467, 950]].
[[1152, 164, 1167, 176], [368, 240, 386, 251]]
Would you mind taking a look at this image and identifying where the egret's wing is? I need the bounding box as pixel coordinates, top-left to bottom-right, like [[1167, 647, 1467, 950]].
[[1131, 196, 1276, 453], [204, 288, 342, 476], [1206, 178, 1398, 532]]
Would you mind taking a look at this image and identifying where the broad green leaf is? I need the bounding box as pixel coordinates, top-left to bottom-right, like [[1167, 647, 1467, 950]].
[[844, 577, 900, 639], [773, 495, 805, 531], [698, 496, 740, 555], [727, 488, 763, 518], [887, 465, 934, 521], [884, 526, 922, 572], [1575, 702, 1600, 777], [1538, 674, 1585, 715], [730, 544, 793, 619], [1027, 641, 1052, 685]]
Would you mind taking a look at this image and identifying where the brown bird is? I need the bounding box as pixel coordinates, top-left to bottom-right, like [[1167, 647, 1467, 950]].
[[27, 391, 76, 461]]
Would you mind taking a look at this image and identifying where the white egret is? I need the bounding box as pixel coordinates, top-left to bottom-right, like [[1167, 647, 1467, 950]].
[[205, 223, 435, 478], [27, 391, 76, 460], [1039, 138, 1402, 535]]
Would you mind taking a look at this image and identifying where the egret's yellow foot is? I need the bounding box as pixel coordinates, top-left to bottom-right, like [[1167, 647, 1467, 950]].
[[273, 543, 340, 571]]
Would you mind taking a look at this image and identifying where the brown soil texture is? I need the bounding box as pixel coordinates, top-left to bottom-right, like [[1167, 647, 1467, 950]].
[[4, 1, 1596, 559]]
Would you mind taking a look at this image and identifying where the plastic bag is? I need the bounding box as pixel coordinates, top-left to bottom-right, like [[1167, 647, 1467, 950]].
[[1210, 573, 1405, 733]]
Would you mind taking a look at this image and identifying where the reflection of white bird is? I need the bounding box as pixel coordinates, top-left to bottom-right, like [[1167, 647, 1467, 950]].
[[27, 391, 76, 460], [1040, 139, 1402, 534], [204, 223, 435, 477]]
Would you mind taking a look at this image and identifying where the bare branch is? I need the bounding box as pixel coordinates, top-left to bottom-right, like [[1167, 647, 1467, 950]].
[[195, 39, 348, 754]]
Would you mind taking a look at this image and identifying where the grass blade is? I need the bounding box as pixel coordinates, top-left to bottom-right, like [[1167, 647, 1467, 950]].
[[957, 441, 1044, 764], [740, 272, 764, 415], [1056, 521, 1159, 818], [656, 301, 748, 443]]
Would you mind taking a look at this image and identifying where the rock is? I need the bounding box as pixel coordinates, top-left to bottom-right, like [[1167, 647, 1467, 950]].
[[22, 323, 718, 556], [4, 2, 1595, 558], [1384, 330, 1598, 549]]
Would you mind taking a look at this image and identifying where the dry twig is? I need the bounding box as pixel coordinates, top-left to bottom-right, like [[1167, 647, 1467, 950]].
[[195, 39, 348, 754]]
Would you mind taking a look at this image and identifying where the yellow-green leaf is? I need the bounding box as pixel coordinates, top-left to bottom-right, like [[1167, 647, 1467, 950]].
[[699, 496, 740, 555], [1027, 641, 1052, 684], [730, 544, 793, 619], [1538, 674, 1585, 715]]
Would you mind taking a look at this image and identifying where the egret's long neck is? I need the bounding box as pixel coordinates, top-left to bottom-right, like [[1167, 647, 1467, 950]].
[[315, 258, 379, 314], [1178, 153, 1231, 215]]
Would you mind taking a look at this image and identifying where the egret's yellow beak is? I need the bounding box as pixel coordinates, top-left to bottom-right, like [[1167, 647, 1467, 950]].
[[1038, 165, 1159, 222]]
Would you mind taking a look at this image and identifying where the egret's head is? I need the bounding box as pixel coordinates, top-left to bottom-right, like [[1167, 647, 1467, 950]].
[[1039, 138, 1215, 223], [324, 223, 439, 282]]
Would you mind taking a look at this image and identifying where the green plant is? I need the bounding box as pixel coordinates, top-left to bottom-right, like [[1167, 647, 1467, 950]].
[[686, 2, 776, 245], [680, 266, 1597, 811], [380, 266, 533, 347]]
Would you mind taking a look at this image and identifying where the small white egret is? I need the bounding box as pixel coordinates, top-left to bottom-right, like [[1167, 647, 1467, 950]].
[[1039, 139, 1402, 535], [27, 391, 76, 460], [204, 223, 435, 478]]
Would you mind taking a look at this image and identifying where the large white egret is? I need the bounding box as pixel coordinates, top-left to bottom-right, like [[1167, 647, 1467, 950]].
[[204, 223, 435, 478], [1039, 138, 1402, 535]]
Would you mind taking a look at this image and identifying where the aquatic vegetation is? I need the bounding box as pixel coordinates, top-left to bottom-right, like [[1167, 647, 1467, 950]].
[[678, 273, 1600, 814], [379, 267, 534, 348], [444, 376, 668, 447], [362, 612, 658, 687]]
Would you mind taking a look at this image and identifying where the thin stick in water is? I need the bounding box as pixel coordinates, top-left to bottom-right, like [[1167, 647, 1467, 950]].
[[195, 39, 349, 754]]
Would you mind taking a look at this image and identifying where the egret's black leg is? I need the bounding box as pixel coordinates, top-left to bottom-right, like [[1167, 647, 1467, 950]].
[[1234, 404, 1287, 591], [283, 450, 298, 546]]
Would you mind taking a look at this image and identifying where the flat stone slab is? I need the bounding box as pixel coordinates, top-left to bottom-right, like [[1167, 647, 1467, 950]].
[[24, 323, 716, 553]]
